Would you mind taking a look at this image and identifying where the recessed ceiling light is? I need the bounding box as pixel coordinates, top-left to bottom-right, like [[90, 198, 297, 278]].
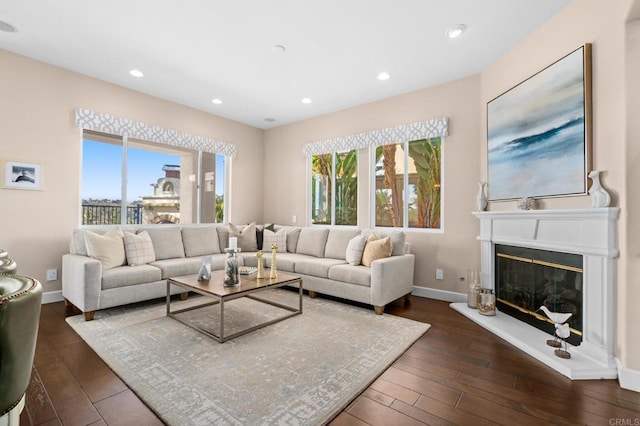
[[211, 98, 223, 105], [129, 69, 144, 78], [302, 98, 312, 104], [264, 117, 276, 122], [446, 24, 466, 39], [377, 72, 391, 81], [272, 45, 286, 53], [0, 21, 18, 33]]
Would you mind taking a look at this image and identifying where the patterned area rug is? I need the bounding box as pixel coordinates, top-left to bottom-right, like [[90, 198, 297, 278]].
[[66, 289, 430, 425]]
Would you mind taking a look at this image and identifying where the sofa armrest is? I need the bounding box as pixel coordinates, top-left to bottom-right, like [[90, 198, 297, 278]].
[[370, 254, 415, 307], [62, 253, 102, 313]]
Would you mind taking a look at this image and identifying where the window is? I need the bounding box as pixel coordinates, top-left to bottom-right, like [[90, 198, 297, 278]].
[[373, 137, 442, 230], [311, 150, 357, 226], [81, 131, 226, 225]]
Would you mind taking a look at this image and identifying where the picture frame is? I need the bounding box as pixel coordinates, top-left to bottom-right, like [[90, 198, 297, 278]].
[[2, 160, 43, 190], [487, 44, 592, 201]]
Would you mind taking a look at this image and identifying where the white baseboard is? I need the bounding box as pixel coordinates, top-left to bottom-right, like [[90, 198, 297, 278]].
[[42, 290, 64, 304], [412, 286, 466, 303], [616, 357, 640, 392]]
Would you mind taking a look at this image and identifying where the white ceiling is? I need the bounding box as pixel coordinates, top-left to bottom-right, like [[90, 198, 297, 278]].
[[0, 0, 571, 129]]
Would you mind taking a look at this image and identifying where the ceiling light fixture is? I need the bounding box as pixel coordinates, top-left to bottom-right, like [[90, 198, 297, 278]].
[[301, 98, 312, 104], [446, 24, 466, 39], [129, 69, 144, 78], [377, 72, 391, 81], [211, 98, 223, 105], [264, 117, 276, 122], [272, 45, 286, 53], [0, 21, 18, 33]]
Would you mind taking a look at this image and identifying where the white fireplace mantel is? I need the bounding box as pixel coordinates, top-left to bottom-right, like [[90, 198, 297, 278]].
[[451, 207, 620, 380]]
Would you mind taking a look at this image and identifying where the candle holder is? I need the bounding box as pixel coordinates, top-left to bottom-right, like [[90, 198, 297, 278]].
[[224, 248, 241, 287]]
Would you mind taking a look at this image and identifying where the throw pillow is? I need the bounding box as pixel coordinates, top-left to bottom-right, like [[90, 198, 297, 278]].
[[263, 229, 287, 253], [345, 234, 367, 266], [182, 226, 221, 257], [123, 231, 156, 266], [144, 227, 185, 260], [296, 228, 329, 258], [256, 223, 275, 250], [84, 228, 126, 270], [228, 222, 258, 251], [361, 233, 392, 267]]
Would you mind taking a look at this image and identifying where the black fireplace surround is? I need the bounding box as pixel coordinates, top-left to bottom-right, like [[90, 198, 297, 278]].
[[495, 244, 583, 346]]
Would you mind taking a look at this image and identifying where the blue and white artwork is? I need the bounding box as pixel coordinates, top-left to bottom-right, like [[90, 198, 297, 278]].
[[487, 46, 589, 201]]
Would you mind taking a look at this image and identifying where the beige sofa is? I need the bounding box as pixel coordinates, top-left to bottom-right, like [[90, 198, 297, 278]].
[[62, 224, 415, 320]]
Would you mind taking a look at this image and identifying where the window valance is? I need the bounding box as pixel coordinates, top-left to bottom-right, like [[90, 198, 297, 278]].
[[302, 117, 448, 157], [74, 108, 237, 157]]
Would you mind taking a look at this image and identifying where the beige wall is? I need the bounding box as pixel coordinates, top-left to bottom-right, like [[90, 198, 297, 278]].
[[0, 49, 264, 295], [480, 0, 637, 372], [264, 75, 482, 293]]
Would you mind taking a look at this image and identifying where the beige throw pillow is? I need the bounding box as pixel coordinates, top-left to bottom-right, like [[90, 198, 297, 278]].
[[84, 228, 126, 270], [263, 229, 287, 253], [228, 222, 258, 251], [123, 231, 156, 266], [361, 233, 392, 267]]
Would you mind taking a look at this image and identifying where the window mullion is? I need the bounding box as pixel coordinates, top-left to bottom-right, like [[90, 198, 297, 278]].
[[121, 135, 128, 225], [403, 141, 409, 228], [331, 153, 336, 226]]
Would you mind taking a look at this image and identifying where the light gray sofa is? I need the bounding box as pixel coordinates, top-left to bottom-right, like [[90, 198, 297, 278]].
[[62, 224, 415, 320]]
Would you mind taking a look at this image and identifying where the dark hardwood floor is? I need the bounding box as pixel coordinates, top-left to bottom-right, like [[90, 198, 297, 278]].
[[21, 295, 640, 426]]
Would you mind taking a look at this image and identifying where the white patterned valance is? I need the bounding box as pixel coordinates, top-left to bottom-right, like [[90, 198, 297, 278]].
[[74, 108, 236, 157], [303, 117, 448, 157]]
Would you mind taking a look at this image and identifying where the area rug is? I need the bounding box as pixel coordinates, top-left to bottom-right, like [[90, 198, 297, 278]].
[[66, 290, 430, 425]]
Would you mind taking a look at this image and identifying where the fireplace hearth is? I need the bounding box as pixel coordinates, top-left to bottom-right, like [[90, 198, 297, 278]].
[[453, 208, 620, 380]]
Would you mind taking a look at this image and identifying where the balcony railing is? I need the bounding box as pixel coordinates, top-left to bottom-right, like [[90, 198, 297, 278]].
[[82, 204, 143, 225]]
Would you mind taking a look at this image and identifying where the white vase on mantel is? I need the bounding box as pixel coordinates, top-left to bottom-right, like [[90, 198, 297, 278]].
[[476, 182, 487, 211], [588, 170, 611, 208]]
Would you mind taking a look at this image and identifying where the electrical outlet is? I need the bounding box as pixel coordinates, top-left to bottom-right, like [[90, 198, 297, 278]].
[[292, 215, 297, 223], [435, 269, 444, 280], [46, 269, 58, 281]]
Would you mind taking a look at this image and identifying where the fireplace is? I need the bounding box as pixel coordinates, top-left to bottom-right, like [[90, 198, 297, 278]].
[[495, 244, 583, 346], [452, 208, 620, 380]]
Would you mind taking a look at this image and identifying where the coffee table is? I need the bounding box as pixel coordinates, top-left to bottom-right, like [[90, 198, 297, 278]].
[[166, 270, 302, 343]]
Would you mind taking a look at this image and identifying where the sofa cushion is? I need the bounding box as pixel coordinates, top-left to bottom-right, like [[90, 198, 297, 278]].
[[123, 231, 156, 266], [294, 258, 347, 279], [345, 234, 367, 266], [296, 228, 329, 258], [84, 228, 126, 270], [327, 264, 371, 287], [182, 226, 221, 257], [229, 222, 258, 252], [362, 234, 392, 267], [150, 257, 202, 279], [263, 229, 287, 253], [324, 229, 361, 260], [101, 264, 162, 290], [364, 230, 406, 256], [265, 253, 311, 273], [144, 227, 185, 260], [274, 226, 301, 253]]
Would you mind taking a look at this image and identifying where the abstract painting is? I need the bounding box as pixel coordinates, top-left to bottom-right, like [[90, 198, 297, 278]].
[[487, 44, 592, 201]]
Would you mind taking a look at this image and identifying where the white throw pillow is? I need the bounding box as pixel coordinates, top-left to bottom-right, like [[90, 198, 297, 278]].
[[361, 233, 393, 267], [84, 228, 126, 270], [263, 229, 287, 253], [345, 234, 367, 266], [123, 231, 156, 266]]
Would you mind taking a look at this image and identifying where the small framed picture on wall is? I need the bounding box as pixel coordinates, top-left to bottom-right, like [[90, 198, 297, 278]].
[[2, 160, 43, 190]]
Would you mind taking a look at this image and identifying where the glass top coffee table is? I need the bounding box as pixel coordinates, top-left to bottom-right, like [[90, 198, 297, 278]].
[[166, 270, 303, 343]]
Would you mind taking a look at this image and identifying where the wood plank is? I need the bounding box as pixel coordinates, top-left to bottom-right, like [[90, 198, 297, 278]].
[[94, 390, 163, 426], [329, 412, 371, 426], [346, 396, 426, 426], [456, 393, 543, 426], [380, 366, 461, 406], [370, 377, 421, 406], [413, 394, 496, 426]]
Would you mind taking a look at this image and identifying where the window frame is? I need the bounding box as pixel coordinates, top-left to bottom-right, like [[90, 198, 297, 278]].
[[308, 149, 359, 227], [370, 137, 445, 234]]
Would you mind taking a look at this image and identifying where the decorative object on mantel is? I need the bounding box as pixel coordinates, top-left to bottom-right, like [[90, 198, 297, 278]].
[[538, 306, 572, 352], [256, 251, 264, 279], [467, 269, 480, 308], [476, 182, 487, 211], [477, 288, 496, 316], [223, 248, 241, 287], [554, 322, 572, 359], [487, 44, 592, 201], [517, 196, 534, 210], [197, 257, 211, 281], [270, 244, 278, 279], [588, 170, 611, 208]]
